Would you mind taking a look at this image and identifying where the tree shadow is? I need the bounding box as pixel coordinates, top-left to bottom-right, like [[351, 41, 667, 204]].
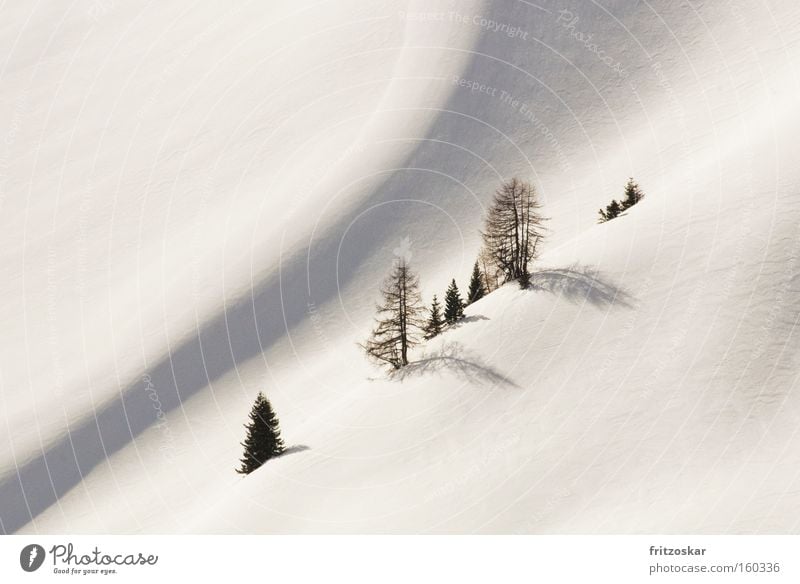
[[532, 264, 635, 308], [278, 444, 310, 457], [394, 342, 518, 389], [459, 314, 490, 324]]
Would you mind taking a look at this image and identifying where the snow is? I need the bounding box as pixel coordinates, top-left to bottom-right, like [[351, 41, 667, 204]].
[[1, 0, 800, 533]]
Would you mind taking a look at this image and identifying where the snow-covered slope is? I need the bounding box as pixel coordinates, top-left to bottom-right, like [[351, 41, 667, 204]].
[[2, 0, 800, 533]]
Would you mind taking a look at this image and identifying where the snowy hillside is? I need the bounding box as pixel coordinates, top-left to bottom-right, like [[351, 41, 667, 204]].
[[2, 0, 800, 533]]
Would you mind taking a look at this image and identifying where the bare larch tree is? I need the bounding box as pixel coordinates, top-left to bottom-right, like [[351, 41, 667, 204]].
[[481, 178, 546, 288], [362, 259, 425, 369]]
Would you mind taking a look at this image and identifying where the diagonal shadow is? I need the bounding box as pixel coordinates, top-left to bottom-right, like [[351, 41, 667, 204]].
[[0, 163, 499, 533], [394, 341, 518, 389], [0, 188, 406, 534], [532, 264, 635, 308], [0, 1, 615, 533]]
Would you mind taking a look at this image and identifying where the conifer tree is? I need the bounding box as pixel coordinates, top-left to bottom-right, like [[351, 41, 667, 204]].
[[444, 279, 465, 324], [620, 177, 644, 210], [236, 392, 285, 475], [362, 258, 425, 369], [605, 199, 622, 220], [425, 295, 444, 339], [467, 261, 487, 304]]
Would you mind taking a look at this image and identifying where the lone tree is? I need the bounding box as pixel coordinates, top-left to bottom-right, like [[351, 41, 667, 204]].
[[481, 178, 546, 289], [362, 259, 425, 369], [444, 279, 465, 324], [425, 294, 444, 339], [467, 261, 487, 304], [237, 391, 285, 475]]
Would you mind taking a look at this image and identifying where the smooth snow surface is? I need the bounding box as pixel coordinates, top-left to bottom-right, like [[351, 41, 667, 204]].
[[1, 0, 800, 533]]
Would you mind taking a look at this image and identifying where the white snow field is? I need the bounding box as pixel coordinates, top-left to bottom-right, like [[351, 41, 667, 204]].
[[1, 0, 800, 533]]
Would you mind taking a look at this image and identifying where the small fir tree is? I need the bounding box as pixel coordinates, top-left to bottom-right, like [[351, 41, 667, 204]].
[[598, 178, 645, 223], [425, 295, 444, 339], [620, 177, 644, 210], [444, 279, 465, 324], [467, 261, 487, 304], [605, 199, 622, 221], [237, 392, 285, 475]]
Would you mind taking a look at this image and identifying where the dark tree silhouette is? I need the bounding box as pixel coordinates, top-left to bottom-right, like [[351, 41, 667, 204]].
[[598, 178, 644, 223], [444, 279, 465, 324], [425, 294, 444, 339], [362, 259, 425, 369], [598, 199, 622, 223], [467, 261, 487, 304], [237, 391, 285, 475], [621, 177, 645, 209], [481, 178, 546, 288]]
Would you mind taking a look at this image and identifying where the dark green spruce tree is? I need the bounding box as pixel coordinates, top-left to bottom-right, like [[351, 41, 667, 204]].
[[599, 199, 622, 222], [425, 295, 444, 339], [620, 177, 644, 210], [467, 261, 487, 304], [236, 391, 285, 475], [444, 279, 465, 324]]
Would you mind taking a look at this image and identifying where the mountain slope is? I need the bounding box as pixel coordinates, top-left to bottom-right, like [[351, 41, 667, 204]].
[[1, 0, 799, 533]]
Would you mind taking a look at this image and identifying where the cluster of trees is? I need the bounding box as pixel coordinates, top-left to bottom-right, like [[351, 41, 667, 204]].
[[598, 178, 645, 223], [362, 177, 546, 371], [424, 269, 484, 340], [237, 177, 645, 474]]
